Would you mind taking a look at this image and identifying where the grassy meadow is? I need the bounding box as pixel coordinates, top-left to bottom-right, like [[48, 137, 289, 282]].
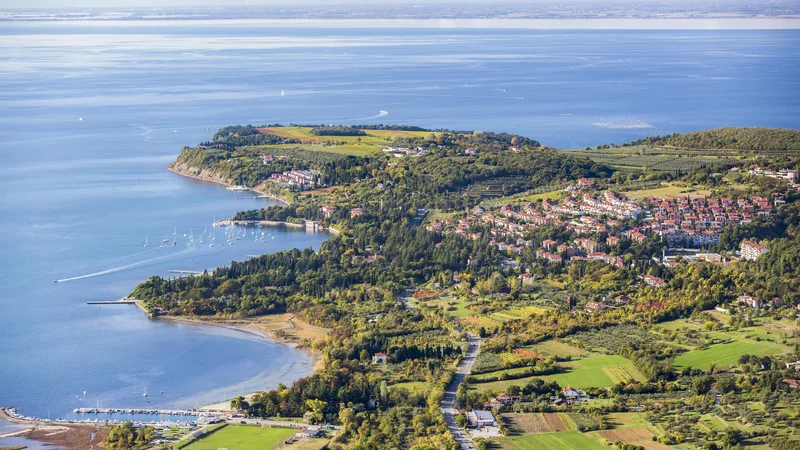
[[254, 127, 435, 156], [183, 425, 295, 450]]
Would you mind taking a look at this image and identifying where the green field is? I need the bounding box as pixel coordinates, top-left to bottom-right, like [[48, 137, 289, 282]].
[[183, 425, 295, 450], [472, 355, 642, 392], [389, 380, 428, 392], [624, 183, 711, 200], [493, 431, 604, 450], [545, 355, 644, 388], [254, 127, 435, 156], [525, 340, 586, 358], [470, 366, 540, 382], [674, 339, 788, 370]]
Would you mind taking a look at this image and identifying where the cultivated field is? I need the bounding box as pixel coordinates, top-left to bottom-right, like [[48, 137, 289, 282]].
[[599, 427, 654, 442], [183, 425, 295, 450], [493, 431, 605, 450], [624, 183, 710, 200], [546, 354, 644, 388], [673, 339, 788, 370], [502, 413, 570, 435]]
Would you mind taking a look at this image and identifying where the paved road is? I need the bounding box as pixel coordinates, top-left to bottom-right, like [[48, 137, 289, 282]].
[[441, 332, 481, 450]]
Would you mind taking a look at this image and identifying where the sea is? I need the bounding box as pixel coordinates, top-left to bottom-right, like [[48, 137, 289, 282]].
[[0, 20, 798, 439]]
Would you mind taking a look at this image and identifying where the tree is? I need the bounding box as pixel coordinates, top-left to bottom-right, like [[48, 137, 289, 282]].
[[230, 396, 249, 413], [306, 398, 326, 423], [692, 376, 713, 395], [723, 428, 743, 447]]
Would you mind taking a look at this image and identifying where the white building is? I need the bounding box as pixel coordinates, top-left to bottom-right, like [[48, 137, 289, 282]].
[[466, 410, 496, 427], [740, 240, 768, 261]]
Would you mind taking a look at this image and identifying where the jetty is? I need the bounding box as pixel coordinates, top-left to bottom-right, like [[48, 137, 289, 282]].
[[168, 270, 203, 275], [87, 299, 137, 305]]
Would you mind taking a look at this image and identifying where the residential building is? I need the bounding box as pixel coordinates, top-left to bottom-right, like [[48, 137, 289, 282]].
[[740, 240, 768, 261]]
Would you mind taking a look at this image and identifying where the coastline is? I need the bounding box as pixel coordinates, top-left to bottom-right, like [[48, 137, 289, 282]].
[[168, 162, 340, 234], [160, 161, 335, 410], [153, 314, 324, 366], [152, 314, 327, 410], [167, 164, 291, 205]]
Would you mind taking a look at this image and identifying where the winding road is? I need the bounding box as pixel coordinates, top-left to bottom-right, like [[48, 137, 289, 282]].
[[441, 332, 481, 450]]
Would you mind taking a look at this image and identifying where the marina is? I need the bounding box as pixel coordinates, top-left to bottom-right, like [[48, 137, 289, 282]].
[[2, 407, 221, 427]]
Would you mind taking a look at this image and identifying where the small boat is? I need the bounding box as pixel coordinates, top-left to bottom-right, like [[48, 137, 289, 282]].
[[281, 90, 285, 97]]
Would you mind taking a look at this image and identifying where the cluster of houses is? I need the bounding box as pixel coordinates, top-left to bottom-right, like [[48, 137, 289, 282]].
[[426, 187, 782, 280], [261, 154, 288, 164], [269, 169, 319, 189], [543, 190, 642, 220], [382, 146, 429, 158], [747, 165, 798, 183], [643, 195, 778, 248]]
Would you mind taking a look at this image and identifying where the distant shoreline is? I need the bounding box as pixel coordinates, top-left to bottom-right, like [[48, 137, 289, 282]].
[[3, 18, 799, 30]]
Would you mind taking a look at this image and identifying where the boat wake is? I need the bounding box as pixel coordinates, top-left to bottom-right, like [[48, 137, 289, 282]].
[[54, 248, 195, 283], [355, 110, 389, 121]]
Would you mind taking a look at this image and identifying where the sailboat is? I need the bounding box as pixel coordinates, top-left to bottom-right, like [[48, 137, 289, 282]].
[[142, 387, 148, 398], [281, 90, 285, 97], [143, 237, 149, 248]]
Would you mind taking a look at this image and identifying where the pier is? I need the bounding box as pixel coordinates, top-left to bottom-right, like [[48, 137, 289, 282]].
[[86, 299, 137, 305], [168, 270, 203, 275]]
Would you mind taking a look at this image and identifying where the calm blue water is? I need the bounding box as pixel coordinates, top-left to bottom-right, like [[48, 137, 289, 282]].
[[0, 22, 798, 435]]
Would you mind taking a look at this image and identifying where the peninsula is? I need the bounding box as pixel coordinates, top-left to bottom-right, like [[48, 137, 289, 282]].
[[131, 124, 800, 450]]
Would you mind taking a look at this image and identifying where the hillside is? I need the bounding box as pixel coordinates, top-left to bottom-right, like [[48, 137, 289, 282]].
[[565, 127, 800, 174], [645, 127, 800, 152]]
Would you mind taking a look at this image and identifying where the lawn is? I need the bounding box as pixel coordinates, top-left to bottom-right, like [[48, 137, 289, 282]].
[[674, 339, 788, 370], [545, 355, 644, 388], [492, 431, 604, 450], [183, 425, 295, 450]]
